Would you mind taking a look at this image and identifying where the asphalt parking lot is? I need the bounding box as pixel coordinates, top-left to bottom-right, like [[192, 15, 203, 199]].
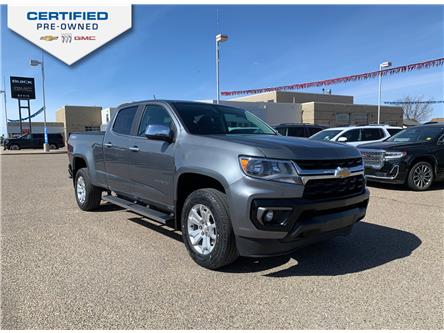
[[1, 153, 443, 329]]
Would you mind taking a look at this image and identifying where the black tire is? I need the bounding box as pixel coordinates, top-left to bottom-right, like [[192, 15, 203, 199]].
[[49, 144, 58, 150], [74, 168, 102, 211], [181, 188, 238, 269], [10, 144, 20, 150], [407, 161, 434, 191]]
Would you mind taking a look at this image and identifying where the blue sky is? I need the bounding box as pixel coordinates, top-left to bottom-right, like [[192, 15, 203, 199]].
[[1, 5, 443, 134]]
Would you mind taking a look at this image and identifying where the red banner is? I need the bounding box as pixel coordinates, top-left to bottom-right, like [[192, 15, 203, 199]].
[[221, 57, 444, 97]]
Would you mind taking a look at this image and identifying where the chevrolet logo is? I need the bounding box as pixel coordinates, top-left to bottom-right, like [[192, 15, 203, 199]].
[[40, 35, 58, 41], [334, 167, 351, 178]]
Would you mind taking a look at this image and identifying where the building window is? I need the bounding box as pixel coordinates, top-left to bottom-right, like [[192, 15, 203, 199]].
[[85, 126, 100, 132]]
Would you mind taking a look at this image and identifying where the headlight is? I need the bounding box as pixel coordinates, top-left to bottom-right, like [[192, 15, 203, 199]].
[[384, 151, 407, 160], [239, 156, 302, 184]]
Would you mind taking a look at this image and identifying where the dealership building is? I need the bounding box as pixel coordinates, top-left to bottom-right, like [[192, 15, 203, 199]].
[[230, 91, 403, 127], [55, 105, 102, 140], [7, 91, 403, 140]]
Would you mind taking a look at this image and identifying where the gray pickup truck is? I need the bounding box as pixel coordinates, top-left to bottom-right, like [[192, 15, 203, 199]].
[[68, 100, 369, 269]]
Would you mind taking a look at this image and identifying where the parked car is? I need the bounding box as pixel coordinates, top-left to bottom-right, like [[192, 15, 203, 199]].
[[68, 100, 369, 269], [274, 123, 326, 138], [3, 133, 65, 150], [359, 123, 444, 191], [310, 125, 403, 146]]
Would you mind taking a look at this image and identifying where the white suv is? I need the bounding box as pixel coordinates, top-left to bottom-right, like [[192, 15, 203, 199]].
[[309, 125, 403, 147]]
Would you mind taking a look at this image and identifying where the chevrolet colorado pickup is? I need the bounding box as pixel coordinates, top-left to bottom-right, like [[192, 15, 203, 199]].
[[68, 101, 369, 269]]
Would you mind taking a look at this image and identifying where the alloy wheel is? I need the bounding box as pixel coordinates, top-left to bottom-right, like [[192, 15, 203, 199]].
[[413, 164, 433, 189], [187, 204, 217, 255], [76, 176, 86, 204]]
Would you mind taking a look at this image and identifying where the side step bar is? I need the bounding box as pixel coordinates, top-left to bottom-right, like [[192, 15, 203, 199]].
[[102, 195, 174, 224]]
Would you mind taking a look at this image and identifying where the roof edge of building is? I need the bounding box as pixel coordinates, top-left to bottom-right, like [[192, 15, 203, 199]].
[[302, 101, 403, 109]]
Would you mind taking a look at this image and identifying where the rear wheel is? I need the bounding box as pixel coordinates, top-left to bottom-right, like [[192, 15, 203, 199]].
[[407, 161, 434, 191], [49, 144, 58, 150], [74, 168, 102, 211], [181, 188, 238, 269], [10, 144, 20, 150]]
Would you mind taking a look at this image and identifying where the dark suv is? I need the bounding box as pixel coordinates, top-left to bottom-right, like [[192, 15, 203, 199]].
[[359, 123, 444, 191], [3, 133, 65, 150], [274, 123, 326, 138]]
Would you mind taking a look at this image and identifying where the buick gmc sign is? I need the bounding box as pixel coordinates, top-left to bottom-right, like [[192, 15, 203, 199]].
[[8, 6, 132, 65], [10, 76, 36, 100]]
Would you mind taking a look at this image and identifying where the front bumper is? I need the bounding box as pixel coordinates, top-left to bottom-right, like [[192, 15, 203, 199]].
[[364, 160, 408, 184], [235, 189, 369, 257]]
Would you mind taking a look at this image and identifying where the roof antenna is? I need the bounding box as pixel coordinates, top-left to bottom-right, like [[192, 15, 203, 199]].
[[153, 94, 156, 100]]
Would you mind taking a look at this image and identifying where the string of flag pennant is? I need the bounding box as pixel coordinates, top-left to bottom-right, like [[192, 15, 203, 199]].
[[8, 106, 45, 122], [221, 57, 444, 97], [384, 101, 444, 105]]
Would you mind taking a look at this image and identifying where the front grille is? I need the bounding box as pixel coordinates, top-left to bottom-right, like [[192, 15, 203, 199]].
[[294, 158, 362, 170], [360, 150, 384, 169], [303, 175, 365, 200]]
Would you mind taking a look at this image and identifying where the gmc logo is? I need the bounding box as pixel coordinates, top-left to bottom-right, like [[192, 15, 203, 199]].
[[74, 36, 96, 41]]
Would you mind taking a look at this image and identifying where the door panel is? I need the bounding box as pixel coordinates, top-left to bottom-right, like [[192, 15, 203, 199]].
[[103, 106, 138, 196], [128, 137, 175, 207], [128, 104, 176, 208]]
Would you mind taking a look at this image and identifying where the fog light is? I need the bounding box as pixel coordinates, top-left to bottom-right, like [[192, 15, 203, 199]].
[[264, 210, 274, 222]]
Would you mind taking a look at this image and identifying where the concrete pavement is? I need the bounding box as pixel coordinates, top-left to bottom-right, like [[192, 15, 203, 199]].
[[1, 153, 443, 329]]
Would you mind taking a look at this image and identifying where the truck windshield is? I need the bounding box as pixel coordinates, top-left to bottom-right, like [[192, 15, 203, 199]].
[[386, 126, 443, 143], [171, 102, 276, 135]]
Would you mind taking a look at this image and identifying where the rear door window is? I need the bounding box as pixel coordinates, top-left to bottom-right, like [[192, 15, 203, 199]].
[[341, 129, 360, 142], [361, 128, 384, 141], [287, 126, 306, 137], [113, 106, 138, 135]]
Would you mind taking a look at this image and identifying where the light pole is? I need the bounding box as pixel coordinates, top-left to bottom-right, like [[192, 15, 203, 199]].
[[0, 87, 7, 138], [378, 61, 392, 124], [216, 33, 228, 104], [30, 52, 49, 151]]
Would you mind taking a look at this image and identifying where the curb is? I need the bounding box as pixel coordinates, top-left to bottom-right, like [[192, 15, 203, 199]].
[[0, 151, 67, 156]]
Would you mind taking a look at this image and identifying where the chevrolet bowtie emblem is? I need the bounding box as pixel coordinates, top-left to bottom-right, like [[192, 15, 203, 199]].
[[40, 35, 58, 41], [335, 167, 351, 178]]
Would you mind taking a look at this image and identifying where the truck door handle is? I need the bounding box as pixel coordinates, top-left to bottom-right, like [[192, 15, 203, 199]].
[[129, 146, 140, 152], [104, 142, 113, 148]]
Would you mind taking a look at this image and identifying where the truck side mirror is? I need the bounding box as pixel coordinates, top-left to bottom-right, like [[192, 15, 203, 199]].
[[145, 124, 174, 143], [337, 136, 348, 143]]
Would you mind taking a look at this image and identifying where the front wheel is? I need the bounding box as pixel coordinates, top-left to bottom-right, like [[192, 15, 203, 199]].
[[407, 161, 434, 191], [181, 188, 238, 270], [74, 168, 102, 211]]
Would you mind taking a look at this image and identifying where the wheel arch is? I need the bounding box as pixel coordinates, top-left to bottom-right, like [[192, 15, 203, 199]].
[[175, 170, 229, 230], [408, 155, 438, 176], [72, 155, 89, 177]]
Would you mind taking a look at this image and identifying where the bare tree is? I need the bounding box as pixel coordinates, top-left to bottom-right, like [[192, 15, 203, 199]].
[[397, 96, 433, 122]]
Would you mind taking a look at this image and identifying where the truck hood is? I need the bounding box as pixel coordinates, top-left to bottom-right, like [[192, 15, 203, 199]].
[[358, 141, 429, 151], [207, 134, 361, 160]]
